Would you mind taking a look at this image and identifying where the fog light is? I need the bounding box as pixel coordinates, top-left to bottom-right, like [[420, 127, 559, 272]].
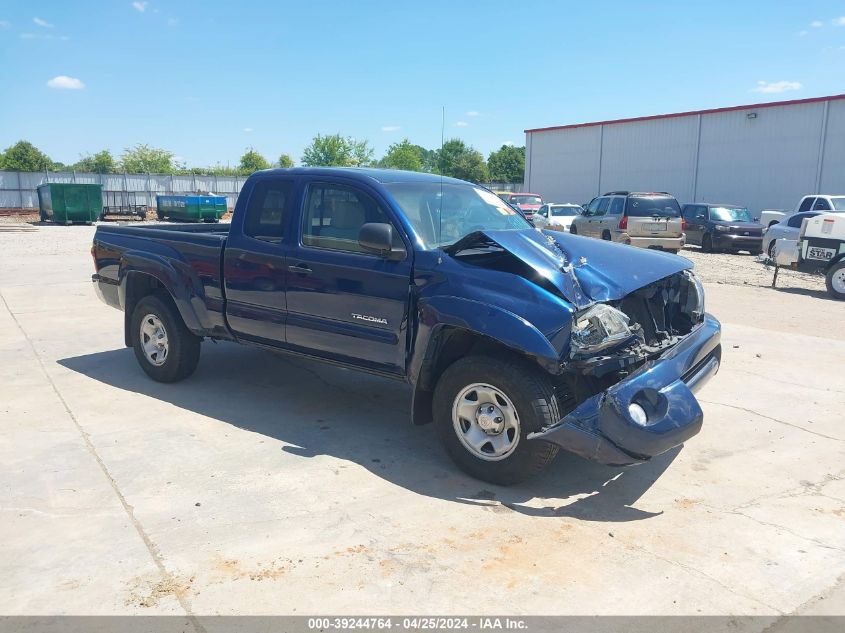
[[628, 403, 648, 426]]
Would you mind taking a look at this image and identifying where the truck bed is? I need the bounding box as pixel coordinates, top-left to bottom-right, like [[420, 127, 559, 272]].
[[92, 222, 231, 337]]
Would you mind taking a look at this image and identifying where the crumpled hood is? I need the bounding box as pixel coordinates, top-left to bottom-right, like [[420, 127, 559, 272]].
[[446, 229, 692, 306]]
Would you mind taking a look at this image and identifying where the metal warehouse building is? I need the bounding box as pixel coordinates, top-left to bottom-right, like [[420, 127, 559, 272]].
[[524, 94, 845, 215]]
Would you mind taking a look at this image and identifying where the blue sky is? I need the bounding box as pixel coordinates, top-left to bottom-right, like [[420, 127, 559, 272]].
[[1, 1, 844, 167]]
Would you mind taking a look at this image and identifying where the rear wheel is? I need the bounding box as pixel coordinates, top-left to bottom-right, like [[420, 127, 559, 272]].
[[826, 262, 845, 300], [130, 295, 201, 382], [601, 230, 612, 241], [432, 355, 562, 485]]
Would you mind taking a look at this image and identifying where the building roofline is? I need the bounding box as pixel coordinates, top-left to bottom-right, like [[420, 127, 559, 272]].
[[524, 94, 845, 134]]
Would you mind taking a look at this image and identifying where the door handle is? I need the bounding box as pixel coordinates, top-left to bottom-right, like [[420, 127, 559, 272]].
[[288, 264, 312, 275]]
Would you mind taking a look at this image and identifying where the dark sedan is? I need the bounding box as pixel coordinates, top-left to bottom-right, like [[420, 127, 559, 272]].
[[682, 203, 763, 254]]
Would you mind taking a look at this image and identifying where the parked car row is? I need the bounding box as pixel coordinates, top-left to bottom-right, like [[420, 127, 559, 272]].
[[510, 190, 845, 263]]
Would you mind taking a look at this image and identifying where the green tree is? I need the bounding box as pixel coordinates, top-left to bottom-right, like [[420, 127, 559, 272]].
[[301, 134, 374, 167], [437, 139, 488, 182], [119, 144, 174, 173], [0, 140, 54, 171], [277, 153, 294, 168], [73, 150, 116, 174], [487, 145, 525, 183], [239, 148, 271, 173], [379, 139, 423, 171]]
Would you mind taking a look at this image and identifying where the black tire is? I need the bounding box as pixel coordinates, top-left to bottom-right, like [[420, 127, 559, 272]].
[[130, 294, 201, 382], [570, 224, 578, 235], [432, 354, 562, 485], [601, 230, 611, 241], [702, 234, 713, 253], [825, 261, 845, 301], [667, 249, 680, 255], [767, 240, 776, 259], [750, 249, 762, 256]]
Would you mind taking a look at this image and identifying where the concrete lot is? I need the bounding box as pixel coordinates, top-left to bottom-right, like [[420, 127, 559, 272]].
[[1, 225, 843, 617]]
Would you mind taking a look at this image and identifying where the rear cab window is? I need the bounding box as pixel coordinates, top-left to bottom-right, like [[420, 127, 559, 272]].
[[243, 178, 295, 243], [798, 197, 816, 212], [625, 195, 681, 218]]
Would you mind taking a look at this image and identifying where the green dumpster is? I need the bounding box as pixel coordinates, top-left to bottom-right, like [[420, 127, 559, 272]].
[[156, 195, 227, 223], [37, 183, 103, 224]]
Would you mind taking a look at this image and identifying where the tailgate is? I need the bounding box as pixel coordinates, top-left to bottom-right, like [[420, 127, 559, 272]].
[[628, 215, 683, 237]]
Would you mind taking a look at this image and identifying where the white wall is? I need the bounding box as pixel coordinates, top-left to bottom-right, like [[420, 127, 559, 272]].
[[526, 125, 601, 204], [525, 97, 845, 215], [695, 101, 824, 210]]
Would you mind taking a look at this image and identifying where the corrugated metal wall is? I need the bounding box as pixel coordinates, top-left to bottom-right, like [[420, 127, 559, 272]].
[[525, 97, 845, 216], [0, 171, 246, 210]]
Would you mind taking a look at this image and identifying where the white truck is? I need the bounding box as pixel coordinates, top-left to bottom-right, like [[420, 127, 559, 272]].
[[772, 213, 845, 300], [761, 195, 845, 228]]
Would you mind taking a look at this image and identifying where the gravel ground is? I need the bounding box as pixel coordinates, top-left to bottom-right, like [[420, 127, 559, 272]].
[[680, 245, 827, 293]]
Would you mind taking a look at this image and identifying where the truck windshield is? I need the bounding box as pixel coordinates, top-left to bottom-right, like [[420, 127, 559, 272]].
[[710, 207, 752, 222], [384, 182, 532, 249]]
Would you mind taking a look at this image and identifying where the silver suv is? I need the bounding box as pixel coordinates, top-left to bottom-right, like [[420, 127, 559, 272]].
[[571, 191, 685, 253]]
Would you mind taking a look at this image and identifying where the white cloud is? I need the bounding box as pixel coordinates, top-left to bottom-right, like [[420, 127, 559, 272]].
[[167, 17, 178, 27], [752, 80, 802, 94], [810, 20, 824, 27], [797, 30, 808, 37], [132, 2, 149, 12], [243, 127, 253, 133], [46, 75, 85, 90], [466, 110, 479, 117], [502, 141, 515, 146], [0, 20, 11, 29], [455, 121, 468, 127], [33, 17, 53, 28], [381, 125, 400, 132], [832, 16, 845, 26]]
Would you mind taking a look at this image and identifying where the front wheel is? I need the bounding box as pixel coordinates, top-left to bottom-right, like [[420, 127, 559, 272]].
[[702, 234, 713, 253], [432, 355, 562, 485], [570, 224, 578, 235], [130, 294, 201, 382], [826, 262, 845, 300]]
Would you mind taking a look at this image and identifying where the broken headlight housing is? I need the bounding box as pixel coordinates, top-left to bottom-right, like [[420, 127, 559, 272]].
[[684, 269, 705, 321], [570, 304, 635, 355]]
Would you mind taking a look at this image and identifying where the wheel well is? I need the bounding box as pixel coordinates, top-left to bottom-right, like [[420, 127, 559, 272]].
[[827, 254, 845, 272], [411, 327, 551, 425], [123, 272, 178, 347]]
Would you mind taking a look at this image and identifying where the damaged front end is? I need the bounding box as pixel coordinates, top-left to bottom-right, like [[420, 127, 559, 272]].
[[440, 228, 721, 465], [533, 270, 721, 466]]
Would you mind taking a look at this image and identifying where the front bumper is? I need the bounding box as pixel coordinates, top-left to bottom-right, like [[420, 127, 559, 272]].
[[528, 314, 721, 465], [617, 233, 685, 250], [712, 232, 762, 251]]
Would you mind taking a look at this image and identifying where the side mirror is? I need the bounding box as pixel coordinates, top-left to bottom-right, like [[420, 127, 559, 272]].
[[359, 222, 404, 260]]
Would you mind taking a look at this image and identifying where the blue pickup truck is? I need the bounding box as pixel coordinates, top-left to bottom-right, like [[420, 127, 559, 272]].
[[92, 168, 721, 484]]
